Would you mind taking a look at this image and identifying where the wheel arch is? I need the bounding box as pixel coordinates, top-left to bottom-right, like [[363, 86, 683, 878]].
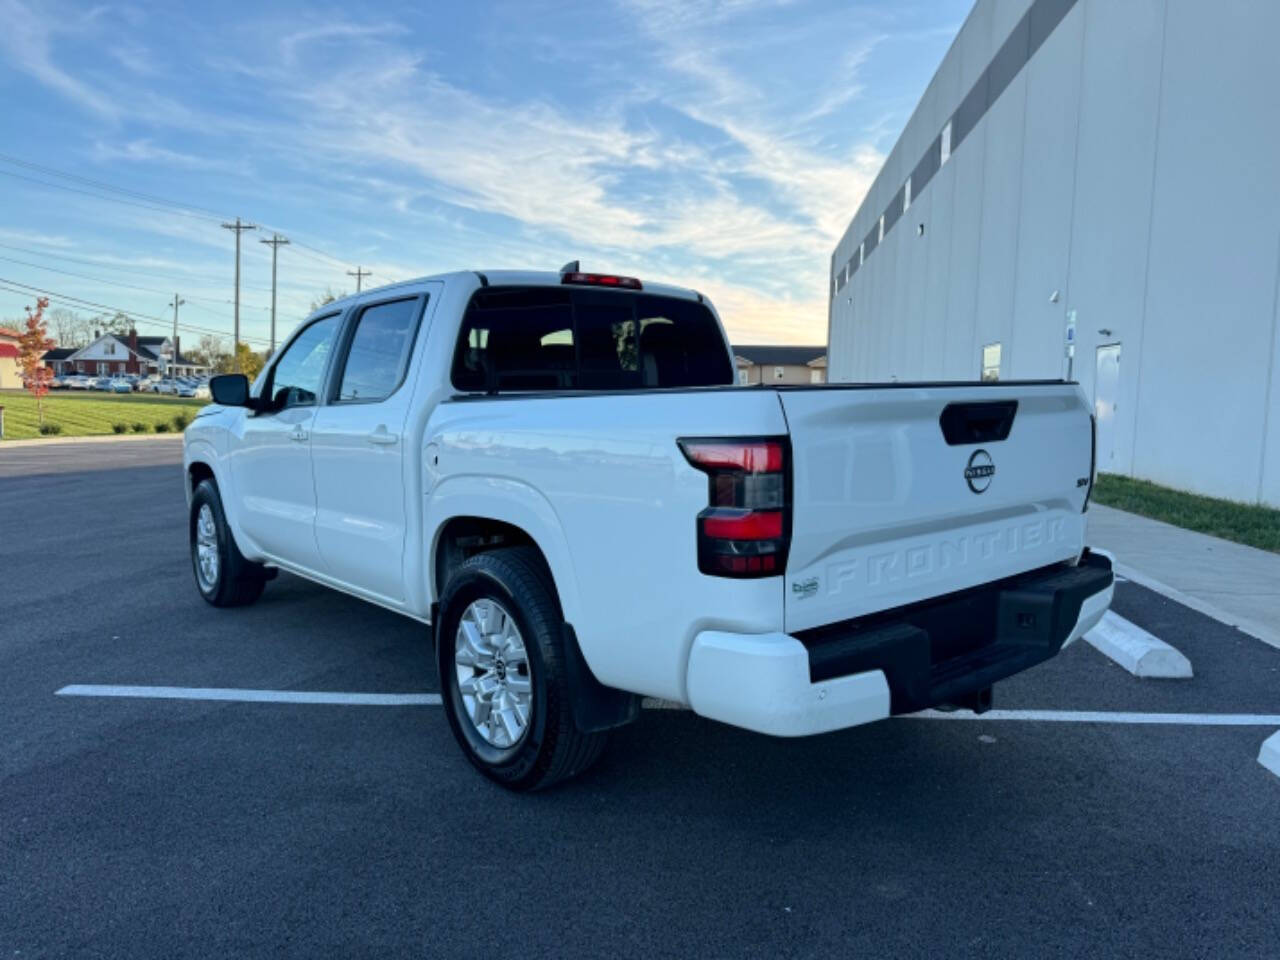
[[426, 478, 583, 631]]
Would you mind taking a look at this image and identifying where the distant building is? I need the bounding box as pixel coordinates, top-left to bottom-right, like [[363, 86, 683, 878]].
[[733, 345, 827, 385], [0, 326, 21, 389], [42, 329, 208, 378], [827, 0, 1280, 506]]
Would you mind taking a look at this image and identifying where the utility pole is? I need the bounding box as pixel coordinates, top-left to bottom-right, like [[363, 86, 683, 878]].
[[168, 294, 185, 380], [259, 233, 290, 354], [221, 217, 257, 371], [347, 266, 371, 293]]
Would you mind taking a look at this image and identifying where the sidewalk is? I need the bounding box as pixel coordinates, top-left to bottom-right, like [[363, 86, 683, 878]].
[[1087, 503, 1280, 650], [0, 432, 184, 449]]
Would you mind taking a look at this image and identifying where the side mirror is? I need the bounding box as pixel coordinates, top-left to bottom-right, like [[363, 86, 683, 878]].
[[209, 373, 253, 408]]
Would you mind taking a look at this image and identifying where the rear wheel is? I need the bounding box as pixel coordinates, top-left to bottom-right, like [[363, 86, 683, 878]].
[[437, 547, 607, 791], [190, 478, 268, 608]]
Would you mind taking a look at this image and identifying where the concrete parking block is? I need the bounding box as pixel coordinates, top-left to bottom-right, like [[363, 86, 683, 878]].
[[1260, 731, 1280, 780], [1085, 610, 1193, 679]]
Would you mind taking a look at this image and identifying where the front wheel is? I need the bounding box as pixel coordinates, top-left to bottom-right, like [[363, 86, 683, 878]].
[[190, 479, 268, 608], [437, 547, 607, 791]]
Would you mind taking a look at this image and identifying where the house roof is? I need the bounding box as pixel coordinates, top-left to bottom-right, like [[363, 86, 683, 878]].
[[0, 326, 20, 339], [42, 347, 75, 360], [732, 345, 827, 366]]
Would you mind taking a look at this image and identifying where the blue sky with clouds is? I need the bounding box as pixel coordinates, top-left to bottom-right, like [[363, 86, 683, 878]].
[[0, 0, 968, 348]]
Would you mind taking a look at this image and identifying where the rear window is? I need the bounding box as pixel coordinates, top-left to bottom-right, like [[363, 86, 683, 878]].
[[451, 286, 733, 392]]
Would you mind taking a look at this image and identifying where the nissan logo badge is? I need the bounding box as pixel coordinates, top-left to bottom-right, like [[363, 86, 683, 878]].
[[965, 449, 995, 494]]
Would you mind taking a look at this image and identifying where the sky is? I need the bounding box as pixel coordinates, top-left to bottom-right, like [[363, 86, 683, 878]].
[[0, 0, 968, 349]]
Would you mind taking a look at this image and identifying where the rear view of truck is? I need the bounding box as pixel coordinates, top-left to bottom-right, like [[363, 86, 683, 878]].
[[684, 381, 1113, 734]]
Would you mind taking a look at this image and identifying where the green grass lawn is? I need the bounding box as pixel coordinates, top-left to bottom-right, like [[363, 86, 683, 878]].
[[1093, 473, 1280, 554], [0, 389, 207, 440]]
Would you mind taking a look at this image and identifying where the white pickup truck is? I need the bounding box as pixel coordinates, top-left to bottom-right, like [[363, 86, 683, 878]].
[[184, 266, 1113, 790]]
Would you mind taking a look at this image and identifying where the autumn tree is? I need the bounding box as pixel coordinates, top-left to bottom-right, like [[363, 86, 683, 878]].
[[17, 298, 56, 427], [215, 342, 265, 380]]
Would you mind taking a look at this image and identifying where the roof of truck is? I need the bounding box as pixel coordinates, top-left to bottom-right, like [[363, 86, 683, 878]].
[[320, 270, 706, 312]]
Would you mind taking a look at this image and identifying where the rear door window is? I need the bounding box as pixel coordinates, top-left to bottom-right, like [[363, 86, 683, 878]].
[[335, 297, 423, 402], [452, 287, 732, 392]]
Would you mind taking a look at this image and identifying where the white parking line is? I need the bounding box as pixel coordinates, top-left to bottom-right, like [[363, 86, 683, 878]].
[[1084, 610, 1193, 678], [56, 685, 1280, 727], [1259, 731, 1280, 778], [901, 709, 1280, 726], [55, 685, 442, 706]]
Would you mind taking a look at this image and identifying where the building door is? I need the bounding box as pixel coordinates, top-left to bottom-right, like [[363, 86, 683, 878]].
[[1094, 344, 1121, 471]]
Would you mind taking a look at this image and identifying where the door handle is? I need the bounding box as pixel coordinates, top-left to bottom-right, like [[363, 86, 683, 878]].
[[290, 426, 308, 442], [367, 428, 399, 446]]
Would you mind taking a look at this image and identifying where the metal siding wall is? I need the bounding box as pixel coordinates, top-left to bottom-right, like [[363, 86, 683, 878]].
[[1063, 0, 1165, 477], [1008, 1, 1084, 381], [922, 158, 957, 378], [1264, 256, 1280, 504], [972, 72, 1027, 379], [1135, 0, 1280, 503]]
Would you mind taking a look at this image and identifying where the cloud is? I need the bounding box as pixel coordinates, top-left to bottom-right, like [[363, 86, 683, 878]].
[[90, 138, 245, 173], [0, 0, 120, 117], [0, 0, 943, 344]]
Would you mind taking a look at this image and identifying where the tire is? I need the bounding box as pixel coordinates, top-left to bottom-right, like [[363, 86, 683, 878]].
[[437, 547, 608, 791], [190, 478, 268, 608]]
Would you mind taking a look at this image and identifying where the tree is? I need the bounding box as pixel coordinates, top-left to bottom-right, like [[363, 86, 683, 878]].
[[187, 333, 228, 369], [16, 298, 56, 426], [215, 342, 265, 380], [98, 311, 133, 336], [47, 307, 91, 347], [310, 288, 348, 312]]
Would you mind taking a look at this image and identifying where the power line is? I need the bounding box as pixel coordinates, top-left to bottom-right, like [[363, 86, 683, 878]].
[[0, 152, 358, 271], [0, 241, 275, 294], [0, 278, 273, 346], [0, 169, 225, 224], [0, 151, 229, 218], [0, 253, 233, 304]]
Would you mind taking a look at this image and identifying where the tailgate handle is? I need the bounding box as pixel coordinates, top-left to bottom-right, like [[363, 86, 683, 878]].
[[939, 401, 1018, 446]]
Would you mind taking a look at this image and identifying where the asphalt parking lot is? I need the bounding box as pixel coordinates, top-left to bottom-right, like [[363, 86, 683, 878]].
[[3, 440, 1278, 959]]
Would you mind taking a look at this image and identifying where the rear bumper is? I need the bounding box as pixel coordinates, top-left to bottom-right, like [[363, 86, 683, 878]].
[[686, 550, 1113, 737]]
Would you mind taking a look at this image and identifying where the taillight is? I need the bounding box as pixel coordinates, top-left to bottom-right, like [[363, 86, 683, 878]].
[[561, 271, 643, 290], [679, 436, 791, 578]]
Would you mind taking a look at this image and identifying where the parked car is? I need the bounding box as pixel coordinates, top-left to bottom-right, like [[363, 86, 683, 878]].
[[65, 374, 91, 390], [176, 382, 199, 398], [192, 383, 211, 400], [183, 267, 1113, 791], [154, 380, 177, 395], [136, 377, 158, 393], [109, 378, 133, 393]]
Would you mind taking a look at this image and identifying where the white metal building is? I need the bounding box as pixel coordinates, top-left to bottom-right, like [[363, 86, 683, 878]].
[[827, 0, 1280, 507]]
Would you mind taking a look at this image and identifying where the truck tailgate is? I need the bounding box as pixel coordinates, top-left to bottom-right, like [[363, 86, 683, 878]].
[[779, 383, 1093, 634]]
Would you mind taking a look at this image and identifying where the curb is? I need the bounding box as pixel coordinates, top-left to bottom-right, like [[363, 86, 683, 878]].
[[1259, 731, 1280, 780], [1115, 561, 1280, 652], [0, 433, 184, 449], [1084, 610, 1193, 678]]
